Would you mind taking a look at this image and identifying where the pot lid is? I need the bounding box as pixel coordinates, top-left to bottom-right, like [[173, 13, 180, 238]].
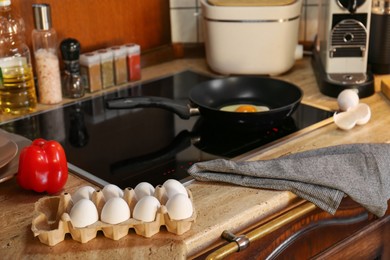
[[208, 0, 297, 6]]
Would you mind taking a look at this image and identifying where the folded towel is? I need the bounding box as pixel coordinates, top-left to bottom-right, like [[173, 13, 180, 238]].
[[188, 143, 390, 217]]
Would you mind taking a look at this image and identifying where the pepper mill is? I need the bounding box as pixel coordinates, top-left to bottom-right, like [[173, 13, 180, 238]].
[[60, 38, 85, 98]]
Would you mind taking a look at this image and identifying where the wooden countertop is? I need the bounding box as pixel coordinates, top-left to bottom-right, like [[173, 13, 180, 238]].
[[1, 57, 390, 259]]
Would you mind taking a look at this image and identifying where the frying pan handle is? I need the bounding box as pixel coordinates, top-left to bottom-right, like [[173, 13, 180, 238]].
[[105, 96, 192, 119]]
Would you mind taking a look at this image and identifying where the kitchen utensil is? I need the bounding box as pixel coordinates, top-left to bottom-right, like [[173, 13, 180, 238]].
[[60, 38, 85, 98], [201, 0, 303, 75], [312, 0, 374, 98], [0, 130, 31, 183], [106, 77, 303, 128], [0, 133, 18, 168]]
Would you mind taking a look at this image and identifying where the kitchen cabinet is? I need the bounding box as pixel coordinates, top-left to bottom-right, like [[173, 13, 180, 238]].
[[197, 198, 390, 259], [10, 0, 171, 54]]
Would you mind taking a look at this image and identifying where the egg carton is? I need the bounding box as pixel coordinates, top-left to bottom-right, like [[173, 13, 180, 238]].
[[31, 186, 196, 246]]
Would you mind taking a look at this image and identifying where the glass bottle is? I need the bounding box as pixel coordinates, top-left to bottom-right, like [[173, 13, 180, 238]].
[[60, 38, 85, 98], [0, 0, 37, 115], [32, 3, 62, 104]]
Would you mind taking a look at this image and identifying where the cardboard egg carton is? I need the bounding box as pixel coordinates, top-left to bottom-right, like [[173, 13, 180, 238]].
[[31, 186, 196, 246]]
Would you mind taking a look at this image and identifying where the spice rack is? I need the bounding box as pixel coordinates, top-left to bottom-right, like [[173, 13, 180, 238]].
[[31, 185, 196, 246], [79, 44, 141, 93]]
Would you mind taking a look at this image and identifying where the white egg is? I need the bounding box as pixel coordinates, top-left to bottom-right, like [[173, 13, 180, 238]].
[[134, 182, 155, 201], [102, 184, 124, 201], [333, 103, 371, 130], [220, 104, 270, 113], [133, 195, 161, 222], [70, 199, 99, 228], [72, 186, 96, 203], [337, 89, 359, 111], [355, 103, 371, 125], [162, 179, 188, 199], [333, 112, 356, 130], [166, 193, 193, 220], [100, 197, 130, 224]]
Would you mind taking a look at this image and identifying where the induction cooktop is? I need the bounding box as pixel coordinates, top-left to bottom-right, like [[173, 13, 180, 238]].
[[0, 71, 333, 189]]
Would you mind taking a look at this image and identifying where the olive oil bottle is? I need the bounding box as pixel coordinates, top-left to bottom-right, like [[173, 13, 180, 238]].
[[0, 0, 37, 115]]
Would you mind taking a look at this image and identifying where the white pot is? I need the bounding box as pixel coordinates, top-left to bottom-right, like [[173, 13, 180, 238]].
[[201, 0, 303, 75]]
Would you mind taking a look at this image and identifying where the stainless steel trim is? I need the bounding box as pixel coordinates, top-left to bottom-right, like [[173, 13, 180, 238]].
[[221, 230, 250, 251], [327, 73, 368, 85], [206, 0, 300, 7], [68, 163, 110, 188], [203, 15, 300, 23]]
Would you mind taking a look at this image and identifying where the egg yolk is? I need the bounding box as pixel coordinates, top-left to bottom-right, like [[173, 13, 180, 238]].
[[235, 105, 258, 113]]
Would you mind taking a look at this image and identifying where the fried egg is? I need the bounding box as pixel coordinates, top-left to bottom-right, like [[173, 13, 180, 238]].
[[220, 104, 270, 113]]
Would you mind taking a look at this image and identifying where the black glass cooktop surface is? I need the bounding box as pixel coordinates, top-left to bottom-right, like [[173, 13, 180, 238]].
[[0, 71, 333, 189]]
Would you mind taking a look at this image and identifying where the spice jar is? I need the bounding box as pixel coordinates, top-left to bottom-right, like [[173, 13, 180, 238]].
[[32, 3, 62, 105], [80, 52, 102, 93], [98, 49, 114, 88], [111, 46, 128, 85], [124, 43, 141, 81], [60, 38, 85, 98]]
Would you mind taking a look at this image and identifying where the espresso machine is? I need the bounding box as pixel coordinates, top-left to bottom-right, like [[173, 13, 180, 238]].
[[312, 0, 375, 98]]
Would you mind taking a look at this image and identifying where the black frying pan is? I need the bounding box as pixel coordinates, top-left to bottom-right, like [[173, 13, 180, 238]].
[[106, 77, 303, 127]]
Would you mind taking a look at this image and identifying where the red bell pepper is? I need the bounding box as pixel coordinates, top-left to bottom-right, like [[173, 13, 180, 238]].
[[17, 138, 68, 194]]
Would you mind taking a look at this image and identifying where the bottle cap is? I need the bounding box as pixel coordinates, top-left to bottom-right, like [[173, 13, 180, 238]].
[[32, 4, 52, 30], [124, 44, 141, 55], [97, 49, 113, 62], [111, 46, 127, 58], [60, 38, 81, 61], [79, 52, 100, 65]]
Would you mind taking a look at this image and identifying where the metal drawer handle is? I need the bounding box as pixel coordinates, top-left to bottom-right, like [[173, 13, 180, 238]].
[[221, 230, 250, 251]]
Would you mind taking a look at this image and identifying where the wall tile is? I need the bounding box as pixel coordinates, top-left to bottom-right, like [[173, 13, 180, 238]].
[[170, 0, 198, 8], [300, 0, 319, 43], [170, 0, 201, 43], [171, 9, 199, 42]]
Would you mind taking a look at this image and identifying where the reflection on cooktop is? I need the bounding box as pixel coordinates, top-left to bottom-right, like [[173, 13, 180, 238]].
[[0, 71, 333, 189]]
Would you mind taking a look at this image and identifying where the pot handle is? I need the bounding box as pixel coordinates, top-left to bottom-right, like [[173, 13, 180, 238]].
[[105, 96, 192, 119]]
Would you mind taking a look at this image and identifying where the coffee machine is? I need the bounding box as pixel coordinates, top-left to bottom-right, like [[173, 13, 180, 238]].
[[312, 0, 375, 98]]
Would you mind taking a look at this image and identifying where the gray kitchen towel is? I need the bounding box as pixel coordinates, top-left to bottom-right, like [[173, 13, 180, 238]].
[[188, 143, 390, 217]]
